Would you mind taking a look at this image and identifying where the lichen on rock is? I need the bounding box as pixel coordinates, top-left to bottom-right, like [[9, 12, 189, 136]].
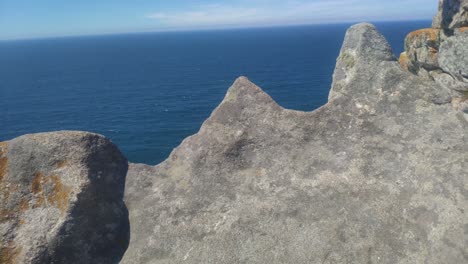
[[0, 132, 130, 264], [400, 0, 468, 111]]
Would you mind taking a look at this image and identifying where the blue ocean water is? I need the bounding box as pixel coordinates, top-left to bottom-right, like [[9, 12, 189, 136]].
[[0, 21, 430, 165]]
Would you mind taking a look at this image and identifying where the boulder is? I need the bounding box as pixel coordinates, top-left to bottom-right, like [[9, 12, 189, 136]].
[[404, 28, 443, 71], [122, 24, 467, 264], [438, 31, 468, 79], [0, 131, 129, 264], [433, 0, 468, 30]]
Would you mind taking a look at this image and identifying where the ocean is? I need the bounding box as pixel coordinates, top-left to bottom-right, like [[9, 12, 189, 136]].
[[0, 21, 430, 165]]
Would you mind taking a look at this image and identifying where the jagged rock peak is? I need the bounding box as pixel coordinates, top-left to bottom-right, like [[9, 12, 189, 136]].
[[122, 21, 467, 263], [204, 76, 283, 128], [337, 23, 395, 63], [433, 0, 468, 30], [329, 23, 395, 101], [221, 76, 277, 107], [0, 131, 129, 264]]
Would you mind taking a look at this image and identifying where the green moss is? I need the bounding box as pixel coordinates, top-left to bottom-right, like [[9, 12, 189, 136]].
[[340, 51, 355, 69]]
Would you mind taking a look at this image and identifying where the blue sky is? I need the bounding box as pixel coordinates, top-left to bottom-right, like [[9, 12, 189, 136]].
[[0, 0, 437, 40]]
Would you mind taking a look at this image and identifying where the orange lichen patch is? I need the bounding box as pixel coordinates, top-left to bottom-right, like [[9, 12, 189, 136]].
[[56, 160, 69, 169], [33, 195, 46, 209], [0, 142, 8, 183], [407, 28, 441, 41], [0, 142, 7, 153], [31, 172, 47, 208], [0, 243, 21, 264], [0, 209, 14, 223], [30, 172, 71, 214], [0, 157, 7, 183], [46, 175, 71, 214], [19, 199, 30, 212], [31, 172, 45, 194], [456, 27, 468, 33], [399, 52, 409, 69]]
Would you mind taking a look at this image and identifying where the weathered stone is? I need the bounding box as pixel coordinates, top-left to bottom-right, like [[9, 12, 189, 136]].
[[455, 26, 468, 34], [452, 95, 468, 112], [433, 0, 468, 30], [404, 28, 442, 71], [430, 70, 468, 93], [439, 32, 468, 79], [122, 23, 467, 264], [330, 23, 395, 101], [0, 132, 129, 264], [398, 52, 417, 73]]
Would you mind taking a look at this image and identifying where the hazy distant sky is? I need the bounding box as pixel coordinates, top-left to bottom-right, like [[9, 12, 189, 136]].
[[0, 0, 437, 40]]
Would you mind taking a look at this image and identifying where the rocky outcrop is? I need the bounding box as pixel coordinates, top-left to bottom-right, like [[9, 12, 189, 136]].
[[329, 23, 395, 100], [0, 132, 129, 264], [401, 0, 468, 111], [403, 28, 444, 71], [433, 0, 468, 30], [1, 1, 466, 263], [122, 23, 467, 263], [439, 31, 468, 79]]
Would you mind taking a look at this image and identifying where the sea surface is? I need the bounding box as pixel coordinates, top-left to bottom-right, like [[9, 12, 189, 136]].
[[0, 21, 430, 165]]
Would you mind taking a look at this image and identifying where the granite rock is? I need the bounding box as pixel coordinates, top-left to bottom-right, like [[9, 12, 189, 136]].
[[430, 70, 468, 93], [433, 0, 468, 30], [330, 23, 395, 100], [122, 23, 467, 264], [404, 28, 443, 71], [438, 31, 468, 79], [0, 131, 129, 264]]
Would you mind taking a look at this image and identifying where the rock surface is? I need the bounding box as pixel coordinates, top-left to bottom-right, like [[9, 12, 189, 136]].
[[439, 31, 468, 79], [404, 28, 442, 71], [0, 131, 129, 264], [402, 0, 468, 111], [122, 23, 468, 263], [433, 0, 468, 30]]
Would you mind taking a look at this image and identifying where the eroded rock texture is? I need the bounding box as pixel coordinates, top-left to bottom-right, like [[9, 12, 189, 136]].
[[122, 23, 468, 263], [401, 0, 468, 112], [439, 31, 468, 79], [0, 132, 129, 264], [433, 0, 468, 30]]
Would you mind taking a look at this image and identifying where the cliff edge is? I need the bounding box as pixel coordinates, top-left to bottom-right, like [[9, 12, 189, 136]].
[[1, 0, 467, 263], [122, 16, 467, 264]]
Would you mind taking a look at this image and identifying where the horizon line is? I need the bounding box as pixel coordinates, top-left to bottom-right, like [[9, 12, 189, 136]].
[[0, 18, 432, 42]]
